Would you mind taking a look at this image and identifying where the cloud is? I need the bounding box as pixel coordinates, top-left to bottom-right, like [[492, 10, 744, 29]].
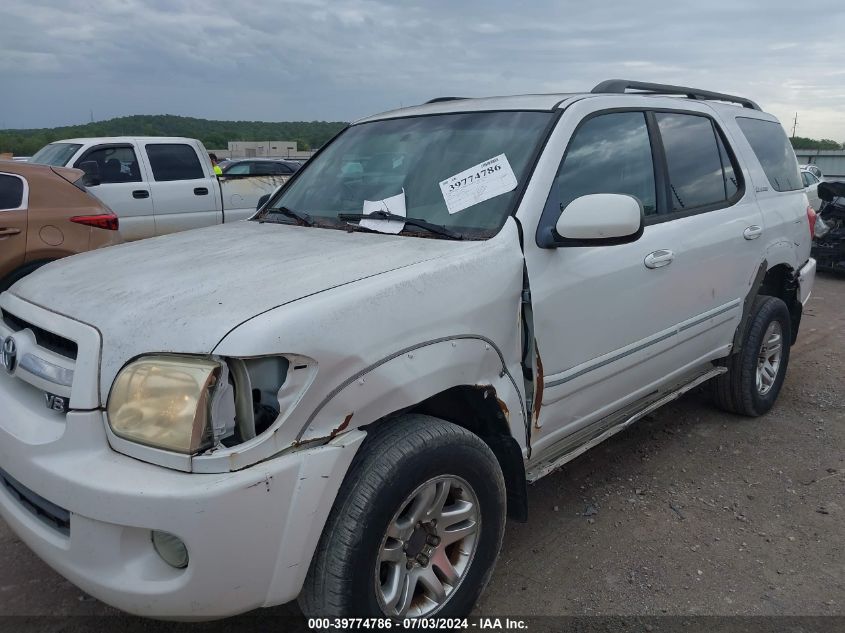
[[1, 0, 844, 140]]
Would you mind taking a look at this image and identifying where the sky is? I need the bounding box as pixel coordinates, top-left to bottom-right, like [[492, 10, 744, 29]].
[[1, 0, 844, 140]]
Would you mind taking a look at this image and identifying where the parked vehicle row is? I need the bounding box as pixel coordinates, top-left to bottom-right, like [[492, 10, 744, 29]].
[[30, 137, 290, 241], [0, 80, 817, 621], [799, 163, 824, 182], [0, 161, 121, 291]]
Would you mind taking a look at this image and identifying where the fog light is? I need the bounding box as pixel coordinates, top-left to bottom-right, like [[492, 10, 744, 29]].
[[151, 530, 189, 569]]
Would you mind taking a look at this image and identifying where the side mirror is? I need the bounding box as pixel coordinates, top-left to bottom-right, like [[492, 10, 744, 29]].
[[553, 193, 644, 244], [256, 193, 271, 211], [79, 161, 101, 187]]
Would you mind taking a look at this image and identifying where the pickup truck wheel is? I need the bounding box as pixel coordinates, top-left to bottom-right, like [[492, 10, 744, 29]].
[[712, 295, 791, 417], [298, 415, 506, 619]]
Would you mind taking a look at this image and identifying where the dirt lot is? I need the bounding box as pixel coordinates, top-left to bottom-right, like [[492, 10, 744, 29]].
[[1, 275, 843, 627]]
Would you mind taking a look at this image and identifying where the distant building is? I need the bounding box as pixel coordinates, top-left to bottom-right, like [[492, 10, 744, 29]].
[[227, 140, 297, 158]]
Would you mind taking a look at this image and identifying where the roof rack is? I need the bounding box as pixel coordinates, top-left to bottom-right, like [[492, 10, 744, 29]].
[[591, 79, 761, 111], [424, 97, 467, 104]]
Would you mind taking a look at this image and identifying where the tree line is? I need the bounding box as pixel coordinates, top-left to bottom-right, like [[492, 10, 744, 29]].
[[790, 136, 844, 150], [0, 114, 348, 156], [3, 114, 843, 156]]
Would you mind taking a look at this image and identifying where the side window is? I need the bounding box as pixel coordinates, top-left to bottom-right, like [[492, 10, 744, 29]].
[[75, 145, 142, 184], [801, 172, 812, 187], [251, 163, 290, 176], [656, 113, 735, 212], [736, 118, 802, 192], [716, 133, 740, 200], [808, 172, 819, 185], [0, 174, 25, 210], [546, 111, 657, 217], [145, 144, 205, 181], [224, 163, 251, 175], [252, 162, 281, 176]]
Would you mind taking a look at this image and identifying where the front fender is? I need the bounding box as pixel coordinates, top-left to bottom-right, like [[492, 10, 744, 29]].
[[297, 336, 526, 444]]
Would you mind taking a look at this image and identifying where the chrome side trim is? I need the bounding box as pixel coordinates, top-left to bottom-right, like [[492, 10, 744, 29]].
[[19, 353, 74, 388], [544, 299, 741, 389]]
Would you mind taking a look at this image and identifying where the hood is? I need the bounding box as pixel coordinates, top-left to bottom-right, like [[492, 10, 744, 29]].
[[11, 221, 466, 378]]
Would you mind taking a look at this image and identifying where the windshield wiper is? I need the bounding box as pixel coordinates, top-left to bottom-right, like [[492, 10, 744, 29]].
[[338, 211, 463, 240], [267, 206, 314, 226]]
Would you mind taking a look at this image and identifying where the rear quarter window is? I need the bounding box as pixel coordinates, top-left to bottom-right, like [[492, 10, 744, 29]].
[[736, 118, 801, 192], [0, 174, 25, 210]]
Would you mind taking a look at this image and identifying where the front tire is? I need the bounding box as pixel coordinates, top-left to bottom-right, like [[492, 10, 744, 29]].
[[299, 415, 506, 619], [712, 295, 791, 416]]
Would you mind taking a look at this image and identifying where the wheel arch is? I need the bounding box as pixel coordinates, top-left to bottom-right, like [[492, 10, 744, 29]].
[[733, 259, 802, 353], [297, 337, 530, 521]]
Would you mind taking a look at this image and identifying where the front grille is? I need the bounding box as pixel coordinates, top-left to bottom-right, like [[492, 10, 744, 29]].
[[0, 468, 70, 536], [2, 310, 78, 360]]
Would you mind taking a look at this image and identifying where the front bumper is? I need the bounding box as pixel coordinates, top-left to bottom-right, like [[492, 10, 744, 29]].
[[0, 381, 365, 619]]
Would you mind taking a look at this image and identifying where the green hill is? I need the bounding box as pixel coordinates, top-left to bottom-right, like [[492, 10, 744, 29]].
[[0, 114, 348, 156]]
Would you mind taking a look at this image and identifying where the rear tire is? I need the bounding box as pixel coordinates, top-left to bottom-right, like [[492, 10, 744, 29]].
[[712, 295, 791, 416], [299, 415, 506, 619]]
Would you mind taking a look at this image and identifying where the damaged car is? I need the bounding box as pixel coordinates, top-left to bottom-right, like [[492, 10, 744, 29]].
[[0, 80, 816, 620], [812, 180, 845, 272]]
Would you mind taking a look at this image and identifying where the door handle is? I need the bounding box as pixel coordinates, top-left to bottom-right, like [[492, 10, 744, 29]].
[[0, 227, 22, 237], [132, 190, 150, 199], [743, 225, 763, 240], [193, 187, 209, 196], [644, 249, 674, 269]]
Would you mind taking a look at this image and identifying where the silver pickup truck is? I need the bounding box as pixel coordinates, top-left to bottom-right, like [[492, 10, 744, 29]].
[[30, 137, 290, 241]]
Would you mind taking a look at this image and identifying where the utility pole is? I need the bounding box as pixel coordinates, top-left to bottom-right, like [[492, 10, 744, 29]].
[[791, 112, 798, 139]]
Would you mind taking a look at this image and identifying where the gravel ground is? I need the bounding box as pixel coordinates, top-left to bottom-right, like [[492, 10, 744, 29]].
[[1, 275, 843, 629]]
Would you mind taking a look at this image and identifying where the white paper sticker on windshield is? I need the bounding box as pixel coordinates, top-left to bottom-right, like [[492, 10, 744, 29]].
[[360, 190, 406, 234], [439, 154, 518, 214]]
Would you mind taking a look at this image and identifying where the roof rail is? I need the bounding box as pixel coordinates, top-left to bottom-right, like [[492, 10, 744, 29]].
[[424, 97, 467, 104], [591, 79, 761, 111]]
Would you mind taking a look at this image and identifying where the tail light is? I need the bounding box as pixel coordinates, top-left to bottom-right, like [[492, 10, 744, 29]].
[[70, 213, 119, 231], [806, 205, 816, 240]]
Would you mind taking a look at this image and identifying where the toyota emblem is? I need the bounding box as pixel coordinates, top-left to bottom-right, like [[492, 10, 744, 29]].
[[1, 336, 17, 374]]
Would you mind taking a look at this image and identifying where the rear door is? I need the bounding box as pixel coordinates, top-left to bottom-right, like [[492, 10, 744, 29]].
[[0, 173, 28, 282], [732, 117, 810, 265], [140, 141, 222, 235], [73, 143, 155, 241]]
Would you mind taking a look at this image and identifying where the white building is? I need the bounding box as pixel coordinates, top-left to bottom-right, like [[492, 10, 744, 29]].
[[227, 140, 298, 158]]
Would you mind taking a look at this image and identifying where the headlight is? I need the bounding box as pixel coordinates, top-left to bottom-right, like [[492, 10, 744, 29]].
[[107, 355, 223, 454]]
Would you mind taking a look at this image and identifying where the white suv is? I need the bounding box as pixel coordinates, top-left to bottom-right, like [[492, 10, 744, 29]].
[[0, 80, 816, 620]]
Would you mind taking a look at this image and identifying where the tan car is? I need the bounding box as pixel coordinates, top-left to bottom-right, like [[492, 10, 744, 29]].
[[0, 160, 122, 291]]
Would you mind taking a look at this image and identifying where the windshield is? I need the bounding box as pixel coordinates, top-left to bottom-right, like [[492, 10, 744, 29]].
[[30, 143, 82, 166], [263, 111, 554, 238]]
